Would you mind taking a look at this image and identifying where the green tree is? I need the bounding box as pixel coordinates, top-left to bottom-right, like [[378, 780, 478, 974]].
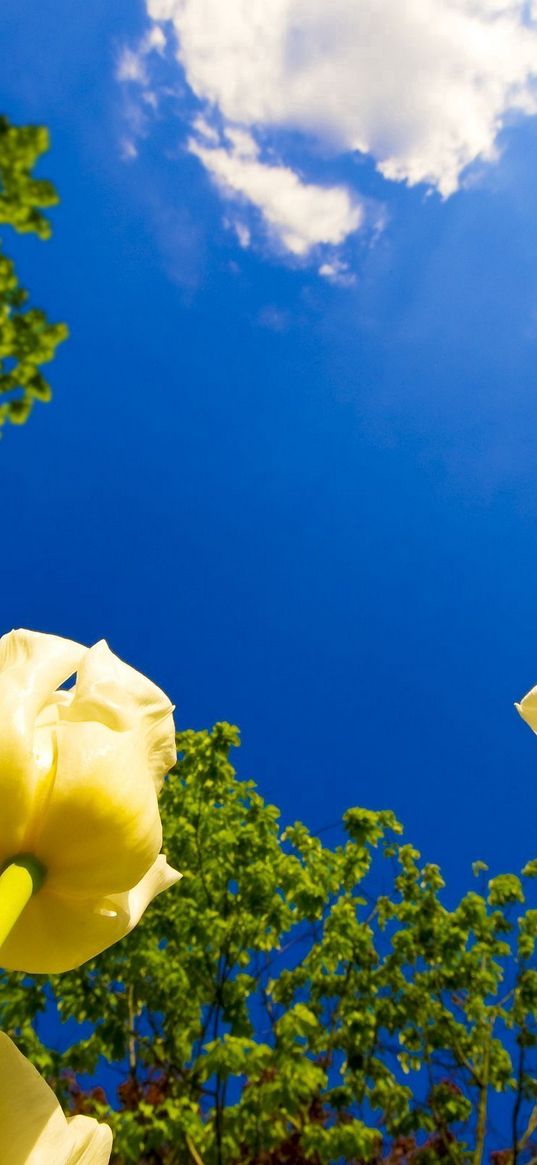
[[0, 115, 67, 427], [2, 724, 537, 1165]]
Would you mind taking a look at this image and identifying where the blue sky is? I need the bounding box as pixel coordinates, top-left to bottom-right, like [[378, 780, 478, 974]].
[[3, 0, 537, 907]]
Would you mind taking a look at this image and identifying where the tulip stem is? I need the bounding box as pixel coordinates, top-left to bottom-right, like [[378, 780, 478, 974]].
[[0, 857, 45, 952]]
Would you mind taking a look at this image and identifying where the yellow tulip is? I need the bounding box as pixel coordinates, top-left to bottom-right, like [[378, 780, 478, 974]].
[[0, 1032, 112, 1164], [0, 629, 181, 973], [516, 684, 537, 734]]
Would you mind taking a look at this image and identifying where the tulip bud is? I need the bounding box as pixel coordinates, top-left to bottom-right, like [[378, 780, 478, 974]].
[[0, 629, 181, 973], [0, 1031, 112, 1163]]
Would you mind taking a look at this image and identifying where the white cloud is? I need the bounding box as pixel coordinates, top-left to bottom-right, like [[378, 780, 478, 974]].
[[116, 28, 170, 163], [318, 259, 356, 287], [191, 114, 220, 146], [146, 25, 167, 53], [117, 0, 537, 277], [223, 218, 251, 249], [116, 26, 166, 87], [117, 47, 150, 86], [147, 0, 537, 196], [120, 137, 139, 161], [189, 128, 363, 257]]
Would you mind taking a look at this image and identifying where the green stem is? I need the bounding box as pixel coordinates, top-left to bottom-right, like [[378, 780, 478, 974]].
[[0, 856, 45, 950]]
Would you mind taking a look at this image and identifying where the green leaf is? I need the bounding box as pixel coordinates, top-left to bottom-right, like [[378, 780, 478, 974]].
[[487, 873, 525, 906]]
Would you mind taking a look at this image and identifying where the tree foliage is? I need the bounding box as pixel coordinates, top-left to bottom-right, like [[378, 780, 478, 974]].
[[0, 115, 67, 427], [2, 724, 537, 1165]]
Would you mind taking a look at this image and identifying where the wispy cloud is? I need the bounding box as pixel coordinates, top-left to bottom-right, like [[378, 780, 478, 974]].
[[115, 27, 168, 160], [189, 125, 363, 261], [116, 26, 166, 86]]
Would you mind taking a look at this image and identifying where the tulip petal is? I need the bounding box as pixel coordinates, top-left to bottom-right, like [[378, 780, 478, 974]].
[[0, 855, 181, 973], [0, 1031, 69, 1164], [63, 640, 177, 787], [0, 1032, 112, 1164], [0, 629, 85, 863], [66, 1117, 113, 1164], [31, 642, 177, 894], [107, 852, 182, 929], [34, 718, 164, 895], [516, 686, 537, 733]]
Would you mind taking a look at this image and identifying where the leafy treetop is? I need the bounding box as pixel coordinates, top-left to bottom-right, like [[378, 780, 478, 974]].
[[2, 723, 537, 1165], [0, 115, 67, 428]]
